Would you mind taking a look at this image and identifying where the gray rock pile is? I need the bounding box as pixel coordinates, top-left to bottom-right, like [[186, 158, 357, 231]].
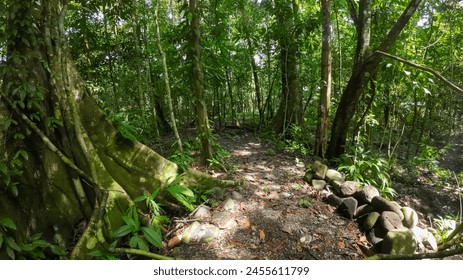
[[304, 160, 438, 256]]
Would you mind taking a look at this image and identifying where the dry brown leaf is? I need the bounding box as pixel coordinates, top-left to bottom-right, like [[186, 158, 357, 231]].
[[251, 225, 257, 232], [338, 240, 346, 249], [259, 230, 266, 241], [167, 235, 181, 248], [358, 235, 368, 243], [281, 225, 293, 235], [242, 219, 251, 229], [229, 239, 245, 247]]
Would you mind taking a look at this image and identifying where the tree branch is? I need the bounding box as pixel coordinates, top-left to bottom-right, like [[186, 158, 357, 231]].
[[376, 50, 463, 95], [376, 0, 423, 53]]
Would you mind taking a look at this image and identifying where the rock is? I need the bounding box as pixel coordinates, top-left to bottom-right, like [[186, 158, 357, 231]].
[[380, 211, 405, 231], [231, 191, 243, 200], [303, 171, 314, 184], [325, 169, 344, 182], [355, 204, 374, 218], [222, 197, 236, 211], [336, 197, 358, 219], [355, 185, 380, 204], [312, 161, 328, 180], [370, 196, 404, 220], [312, 179, 327, 190], [211, 212, 236, 229], [325, 194, 344, 208], [363, 212, 381, 231], [280, 192, 292, 198], [193, 205, 211, 218], [338, 181, 360, 197], [332, 180, 344, 189], [367, 228, 384, 246], [201, 226, 220, 243], [401, 207, 419, 229], [181, 221, 200, 243], [412, 227, 438, 251], [382, 228, 417, 255]]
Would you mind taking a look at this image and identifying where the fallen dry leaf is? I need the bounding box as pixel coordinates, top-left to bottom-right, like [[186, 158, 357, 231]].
[[259, 230, 266, 241], [229, 239, 246, 247], [167, 235, 181, 248], [281, 225, 293, 235], [242, 219, 251, 229], [338, 240, 346, 249]]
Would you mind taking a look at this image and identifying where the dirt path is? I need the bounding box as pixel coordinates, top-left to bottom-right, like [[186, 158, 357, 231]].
[[166, 130, 365, 260], [158, 129, 462, 260]]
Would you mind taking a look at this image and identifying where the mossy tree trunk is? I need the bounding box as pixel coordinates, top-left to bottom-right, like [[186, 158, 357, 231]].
[[0, 0, 234, 259], [188, 0, 214, 165]]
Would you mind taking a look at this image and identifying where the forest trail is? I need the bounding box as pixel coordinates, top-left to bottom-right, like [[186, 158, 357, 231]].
[[164, 130, 366, 259], [159, 128, 463, 260]]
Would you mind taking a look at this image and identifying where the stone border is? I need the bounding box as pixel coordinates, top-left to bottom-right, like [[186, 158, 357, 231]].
[[304, 160, 438, 256]]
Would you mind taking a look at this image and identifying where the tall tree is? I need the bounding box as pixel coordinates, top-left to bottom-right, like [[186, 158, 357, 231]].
[[188, 0, 214, 165], [0, 0, 232, 259], [154, 0, 183, 151], [271, 0, 303, 135], [326, 0, 423, 159], [314, 0, 332, 158]]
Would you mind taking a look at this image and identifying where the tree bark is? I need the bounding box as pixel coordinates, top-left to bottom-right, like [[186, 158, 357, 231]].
[[314, 0, 332, 158], [154, 0, 183, 151], [188, 0, 214, 165], [272, 0, 302, 135], [326, 0, 423, 159], [0, 0, 234, 259]]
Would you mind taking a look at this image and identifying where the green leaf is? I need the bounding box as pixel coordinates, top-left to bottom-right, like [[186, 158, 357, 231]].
[[133, 196, 146, 203], [129, 235, 139, 249], [0, 232, 3, 248], [18, 243, 36, 251], [0, 162, 7, 175], [5, 236, 21, 251], [16, 150, 28, 160], [35, 250, 46, 259], [10, 184, 18, 197], [32, 239, 50, 248], [3, 118, 12, 130], [88, 250, 103, 257], [112, 224, 135, 238], [187, 12, 193, 22], [30, 232, 43, 241], [141, 227, 163, 248], [167, 184, 195, 210], [0, 218, 17, 230], [137, 238, 149, 252], [6, 245, 15, 260], [122, 215, 139, 231]]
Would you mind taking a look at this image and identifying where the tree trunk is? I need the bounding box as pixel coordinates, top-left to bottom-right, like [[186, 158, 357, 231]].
[[0, 0, 234, 259], [154, 0, 183, 151], [188, 0, 214, 165], [326, 0, 423, 159], [272, 0, 302, 135], [314, 0, 332, 158]]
